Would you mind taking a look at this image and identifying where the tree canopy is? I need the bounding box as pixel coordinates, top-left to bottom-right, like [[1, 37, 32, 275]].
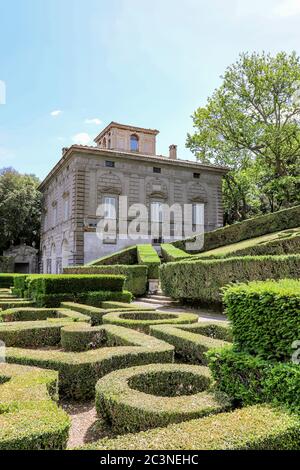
[[187, 51, 300, 223], [0, 168, 42, 253]]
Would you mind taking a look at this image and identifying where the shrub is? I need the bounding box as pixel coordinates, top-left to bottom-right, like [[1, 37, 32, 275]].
[[95, 363, 229, 433], [160, 255, 300, 306], [27, 274, 125, 296], [173, 205, 300, 253], [150, 322, 232, 365], [223, 279, 300, 361], [0, 363, 70, 450], [160, 244, 191, 262], [102, 310, 198, 333], [6, 324, 174, 400], [0, 274, 20, 288], [86, 245, 137, 266], [208, 347, 300, 412], [80, 405, 300, 450], [191, 227, 300, 260], [61, 302, 154, 326], [11, 274, 28, 297], [137, 245, 161, 279], [0, 300, 34, 310], [34, 290, 133, 308], [63, 265, 148, 296], [101, 301, 135, 309]]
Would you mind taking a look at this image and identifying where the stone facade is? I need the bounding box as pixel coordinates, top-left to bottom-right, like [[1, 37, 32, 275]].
[[39, 122, 227, 273], [3, 242, 39, 273]]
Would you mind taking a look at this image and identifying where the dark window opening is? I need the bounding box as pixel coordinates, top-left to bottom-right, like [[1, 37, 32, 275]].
[[193, 173, 200, 179], [105, 160, 115, 168], [153, 167, 161, 174]]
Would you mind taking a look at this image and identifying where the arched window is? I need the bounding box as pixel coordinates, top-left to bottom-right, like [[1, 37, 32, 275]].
[[130, 134, 139, 152], [103, 137, 106, 148]]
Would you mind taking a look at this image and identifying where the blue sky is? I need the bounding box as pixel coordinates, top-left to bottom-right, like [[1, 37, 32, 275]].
[[1, 0, 300, 180]]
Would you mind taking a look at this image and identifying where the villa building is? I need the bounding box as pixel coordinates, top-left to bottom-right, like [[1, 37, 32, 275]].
[[39, 122, 228, 273]]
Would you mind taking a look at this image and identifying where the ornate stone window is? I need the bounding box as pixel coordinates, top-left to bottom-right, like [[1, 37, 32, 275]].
[[130, 134, 139, 152]]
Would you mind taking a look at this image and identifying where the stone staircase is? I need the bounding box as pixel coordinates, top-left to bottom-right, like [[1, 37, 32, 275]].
[[135, 291, 179, 308]]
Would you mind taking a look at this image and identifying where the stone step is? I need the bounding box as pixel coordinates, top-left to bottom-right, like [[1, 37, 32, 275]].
[[149, 294, 173, 301], [138, 297, 179, 306]]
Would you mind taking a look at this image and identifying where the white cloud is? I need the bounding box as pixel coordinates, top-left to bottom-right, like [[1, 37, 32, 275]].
[[72, 132, 92, 145], [274, 0, 300, 17], [50, 110, 62, 117], [85, 118, 102, 125]]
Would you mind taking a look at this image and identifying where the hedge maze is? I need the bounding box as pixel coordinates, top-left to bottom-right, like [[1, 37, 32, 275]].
[[1, 222, 300, 451]]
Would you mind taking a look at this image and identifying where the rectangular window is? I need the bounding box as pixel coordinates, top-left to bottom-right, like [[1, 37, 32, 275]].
[[104, 196, 117, 219], [53, 204, 57, 227], [193, 172, 200, 179], [151, 201, 163, 223], [192, 203, 204, 226], [153, 167, 161, 174], [105, 160, 115, 168], [63, 197, 69, 221]]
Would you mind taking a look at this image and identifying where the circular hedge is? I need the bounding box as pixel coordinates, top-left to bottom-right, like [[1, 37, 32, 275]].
[[95, 363, 230, 432], [102, 310, 198, 332]]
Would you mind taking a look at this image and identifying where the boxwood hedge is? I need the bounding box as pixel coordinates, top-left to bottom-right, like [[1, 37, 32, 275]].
[[34, 290, 133, 308], [137, 245, 161, 279], [150, 322, 232, 365], [0, 274, 22, 288], [80, 404, 300, 450], [102, 310, 198, 333], [160, 255, 300, 306], [173, 205, 300, 253], [6, 324, 174, 400], [208, 347, 300, 412], [63, 265, 148, 296], [0, 363, 70, 450], [160, 244, 191, 262], [223, 279, 300, 361], [86, 245, 138, 266], [95, 363, 230, 433]]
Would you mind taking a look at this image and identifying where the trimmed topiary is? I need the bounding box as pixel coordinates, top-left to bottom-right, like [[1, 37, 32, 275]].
[[64, 265, 148, 296], [137, 245, 161, 279], [0, 308, 90, 347], [223, 279, 300, 361], [34, 290, 133, 308], [208, 347, 300, 412], [160, 254, 300, 306], [150, 322, 232, 364], [80, 404, 300, 450], [0, 363, 70, 450], [102, 310, 198, 333], [0, 300, 34, 310], [161, 244, 191, 262], [6, 324, 174, 400], [95, 363, 230, 433]]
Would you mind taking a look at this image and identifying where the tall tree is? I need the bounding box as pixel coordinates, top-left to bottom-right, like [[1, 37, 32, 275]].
[[187, 51, 300, 222], [0, 168, 42, 253]]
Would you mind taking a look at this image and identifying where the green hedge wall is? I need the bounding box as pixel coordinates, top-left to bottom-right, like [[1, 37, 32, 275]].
[[0, 364, 70, 450], [6, 324, 174, 400], [27, 274, 125, 296], [80, 404, 300, 450], [0, 274, 22, 288], [103, 310, 198, 333], [95, 363, 229, 433], [223, 279, 300, 361], [160, 255, 300, 306], [34, 290, 132, 308], [63, 265, 148, 296], [160, 244, 191, 262], [173, 205, 300, 253], [137, 244, 161, 279], [86, 245, 137, 266], [150, 322, 232, 365], [208, 347, 300, 412]]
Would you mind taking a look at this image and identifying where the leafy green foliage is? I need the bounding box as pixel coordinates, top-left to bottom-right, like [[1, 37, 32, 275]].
[[160, 254, 300, 306], [64, 265, 148, 296], [103, 310, 198, 333], [208, 348, 300, 412], [223, 279, 300, 361], [137, 244, 161, 279], [160, 244, 191, 262], [0, 364, 69, 450], [0, 168, 41, 252], [86, 245, 137, 266], [80, 405, 300, 450], [150, 322, 232, 365], [95, 363, 229, 433], [186, 52, 300, 222]]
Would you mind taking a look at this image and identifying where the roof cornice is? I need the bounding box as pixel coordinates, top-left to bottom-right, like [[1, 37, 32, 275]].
[[38, 145, 229, 191]]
